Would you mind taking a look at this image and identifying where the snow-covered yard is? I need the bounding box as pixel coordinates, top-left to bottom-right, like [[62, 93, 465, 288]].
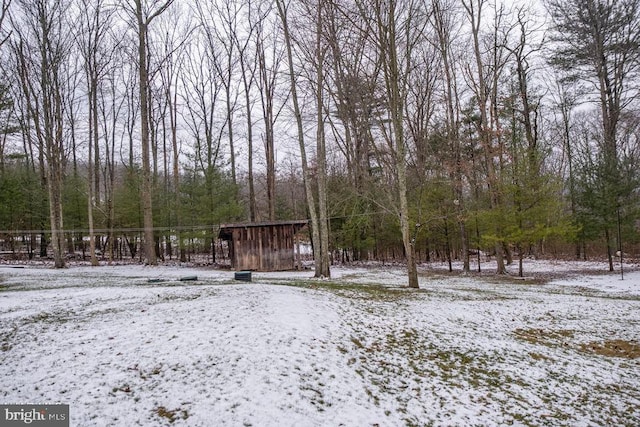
[[1, 261, 639, 426]]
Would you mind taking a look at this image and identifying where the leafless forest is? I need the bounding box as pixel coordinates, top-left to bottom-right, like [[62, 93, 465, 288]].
[[0, 0, 639, 284]]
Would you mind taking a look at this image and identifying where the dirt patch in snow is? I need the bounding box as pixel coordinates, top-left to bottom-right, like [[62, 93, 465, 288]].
[[580, 339, 640, 359], [154, 406, 189, 424]]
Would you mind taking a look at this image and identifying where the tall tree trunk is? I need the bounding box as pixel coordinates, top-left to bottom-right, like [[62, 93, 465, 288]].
[[240, 57, 257, 221], [464, 0, 506, 274], [12, 2, 69, 268], [552, 78, 581, 258], [133, 0, 174, 265], [99, 73, 121, 264], [87, 69, 99, 265], [315, 2, 330, 277], [433, 0, 469, 272], [225, 86, 236, 187], [47, 160, 65, 268], [256, 29, 277, 221], [168, 74, 185, 263], [374, 0, 418, 288], [87, 95, 98, 265], [49, 72, 65, 268], [276, 0, 324, 278]]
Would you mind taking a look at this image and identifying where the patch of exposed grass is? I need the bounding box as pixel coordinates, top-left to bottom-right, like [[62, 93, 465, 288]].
[[300, 382, 328, 411], [448, 287, 516, 301], [584, 293, 640, 302], [20, 306, 129, 327], [580, 339, 640, 359], [153, 406, 189, 424], [347, 325, 547, 424], [421, 270, 553, 286], [0, 326, 17, 351], [350, 336, 365, 349], [515, 328, 640, 360], [529, 352, 554, 362], [273, 279, 420, 302], [155, 292, 202, 303], [513, 328, 574, 348], [127, 363, 164, 380], [24, 310, 75, 325], [478, 274, 552, 286]]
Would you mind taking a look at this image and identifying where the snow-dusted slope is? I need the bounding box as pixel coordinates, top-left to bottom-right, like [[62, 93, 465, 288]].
[[0, 263, 638, 426]]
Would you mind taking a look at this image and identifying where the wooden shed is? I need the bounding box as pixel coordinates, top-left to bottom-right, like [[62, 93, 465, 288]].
[[218, 220, 308, 271]]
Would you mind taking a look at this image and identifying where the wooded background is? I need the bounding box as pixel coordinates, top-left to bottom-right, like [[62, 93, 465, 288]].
[[0, 0, 639, 282]]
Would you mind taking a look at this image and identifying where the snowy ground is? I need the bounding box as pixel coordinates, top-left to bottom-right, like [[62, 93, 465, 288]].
[[0, 260, 639, 426]]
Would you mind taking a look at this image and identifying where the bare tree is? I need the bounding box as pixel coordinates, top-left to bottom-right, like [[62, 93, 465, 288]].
[[0, 0, 11, 48], [10, 0, 73, 268], [322, 0, 385, 262], [180, 30, 225, 256], [255, 14, 283, 221], [76, 0, 118, 266], [232, 3, 261, 221], [276, 0, 328, 277], [98, 58, 128, 263], [4, 52, 49, 258], [549, 74, 582, 258], [320, 0, 428, 283], [283, 0, 332, 276], [127, 0, 174, 265], [313, 0, 331, 278], [462, 0, 513, 274], [505, 6, 548, 276], [430, 0, 471, 272], [0, 0, 14, 173], [361, 0, 428, 288], [193, 0, 242, 187]]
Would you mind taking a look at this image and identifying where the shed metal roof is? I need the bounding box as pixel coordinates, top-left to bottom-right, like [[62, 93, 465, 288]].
[[218, 219, 308, 239]]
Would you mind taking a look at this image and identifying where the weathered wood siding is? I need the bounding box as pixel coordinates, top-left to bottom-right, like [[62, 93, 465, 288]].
[[220, 221, 306, 271]]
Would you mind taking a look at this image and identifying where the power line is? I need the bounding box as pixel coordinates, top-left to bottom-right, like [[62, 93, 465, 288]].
[[0, 209, 443, 236], [0, 225, 221, 235]]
